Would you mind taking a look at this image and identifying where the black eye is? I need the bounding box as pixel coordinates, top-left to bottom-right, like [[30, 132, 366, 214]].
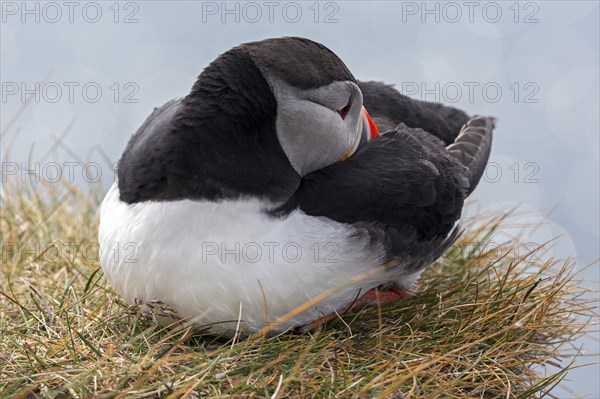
[[337, 97, 352, 120]]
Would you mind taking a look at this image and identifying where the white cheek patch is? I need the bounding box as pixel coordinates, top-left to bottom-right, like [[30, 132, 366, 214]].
[[276, 99, 349, 175], [266, 78, 362, 176]]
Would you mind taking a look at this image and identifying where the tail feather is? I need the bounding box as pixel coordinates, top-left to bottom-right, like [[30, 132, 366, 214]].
[[447, 116, 495, 196]]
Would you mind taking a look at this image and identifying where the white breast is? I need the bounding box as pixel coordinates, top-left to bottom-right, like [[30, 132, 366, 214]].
[[99, 183, 408, 333]]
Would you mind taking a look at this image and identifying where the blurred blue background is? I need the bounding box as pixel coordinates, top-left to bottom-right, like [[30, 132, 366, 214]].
[[1, 1, 598, 396]]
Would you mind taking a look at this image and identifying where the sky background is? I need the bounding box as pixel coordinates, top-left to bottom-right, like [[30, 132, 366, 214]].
[[1, 1, 599, 396]]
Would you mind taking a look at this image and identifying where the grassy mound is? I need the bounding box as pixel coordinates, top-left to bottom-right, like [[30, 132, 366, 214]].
[[0, 179, 596, 398]]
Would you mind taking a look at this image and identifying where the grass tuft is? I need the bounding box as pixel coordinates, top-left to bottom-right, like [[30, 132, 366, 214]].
[[1, 172, 597, 398]]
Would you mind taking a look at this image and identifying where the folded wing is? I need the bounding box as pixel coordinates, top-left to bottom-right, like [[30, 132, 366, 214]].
[[286, 115, 494, 266]]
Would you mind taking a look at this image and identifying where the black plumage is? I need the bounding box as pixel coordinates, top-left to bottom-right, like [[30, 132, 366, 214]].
[[245, 37, 355, 90]]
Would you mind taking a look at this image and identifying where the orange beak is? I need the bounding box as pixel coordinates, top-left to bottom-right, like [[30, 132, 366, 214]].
[[362, 106, 380, 139]]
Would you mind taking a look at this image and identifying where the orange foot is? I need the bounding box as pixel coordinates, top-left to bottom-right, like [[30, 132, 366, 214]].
[[300, 287, 412, 332]]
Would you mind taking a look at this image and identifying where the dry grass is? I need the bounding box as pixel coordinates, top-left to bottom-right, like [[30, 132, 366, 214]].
[[0, 168, 597, 398]]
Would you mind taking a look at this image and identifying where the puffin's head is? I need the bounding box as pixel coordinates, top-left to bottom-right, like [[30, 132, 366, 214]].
[[242, 37, 365, 175], [118, 37, 374, 204]]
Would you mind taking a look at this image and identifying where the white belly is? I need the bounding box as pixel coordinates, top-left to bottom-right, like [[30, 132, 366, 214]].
[[98, 183, 400, 333]]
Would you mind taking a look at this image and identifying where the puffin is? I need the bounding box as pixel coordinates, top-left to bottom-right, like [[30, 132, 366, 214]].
[[99, 37, 494, 335]]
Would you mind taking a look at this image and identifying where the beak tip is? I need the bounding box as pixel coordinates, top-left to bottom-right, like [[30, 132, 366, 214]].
[[362, 107, 380, 139]]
